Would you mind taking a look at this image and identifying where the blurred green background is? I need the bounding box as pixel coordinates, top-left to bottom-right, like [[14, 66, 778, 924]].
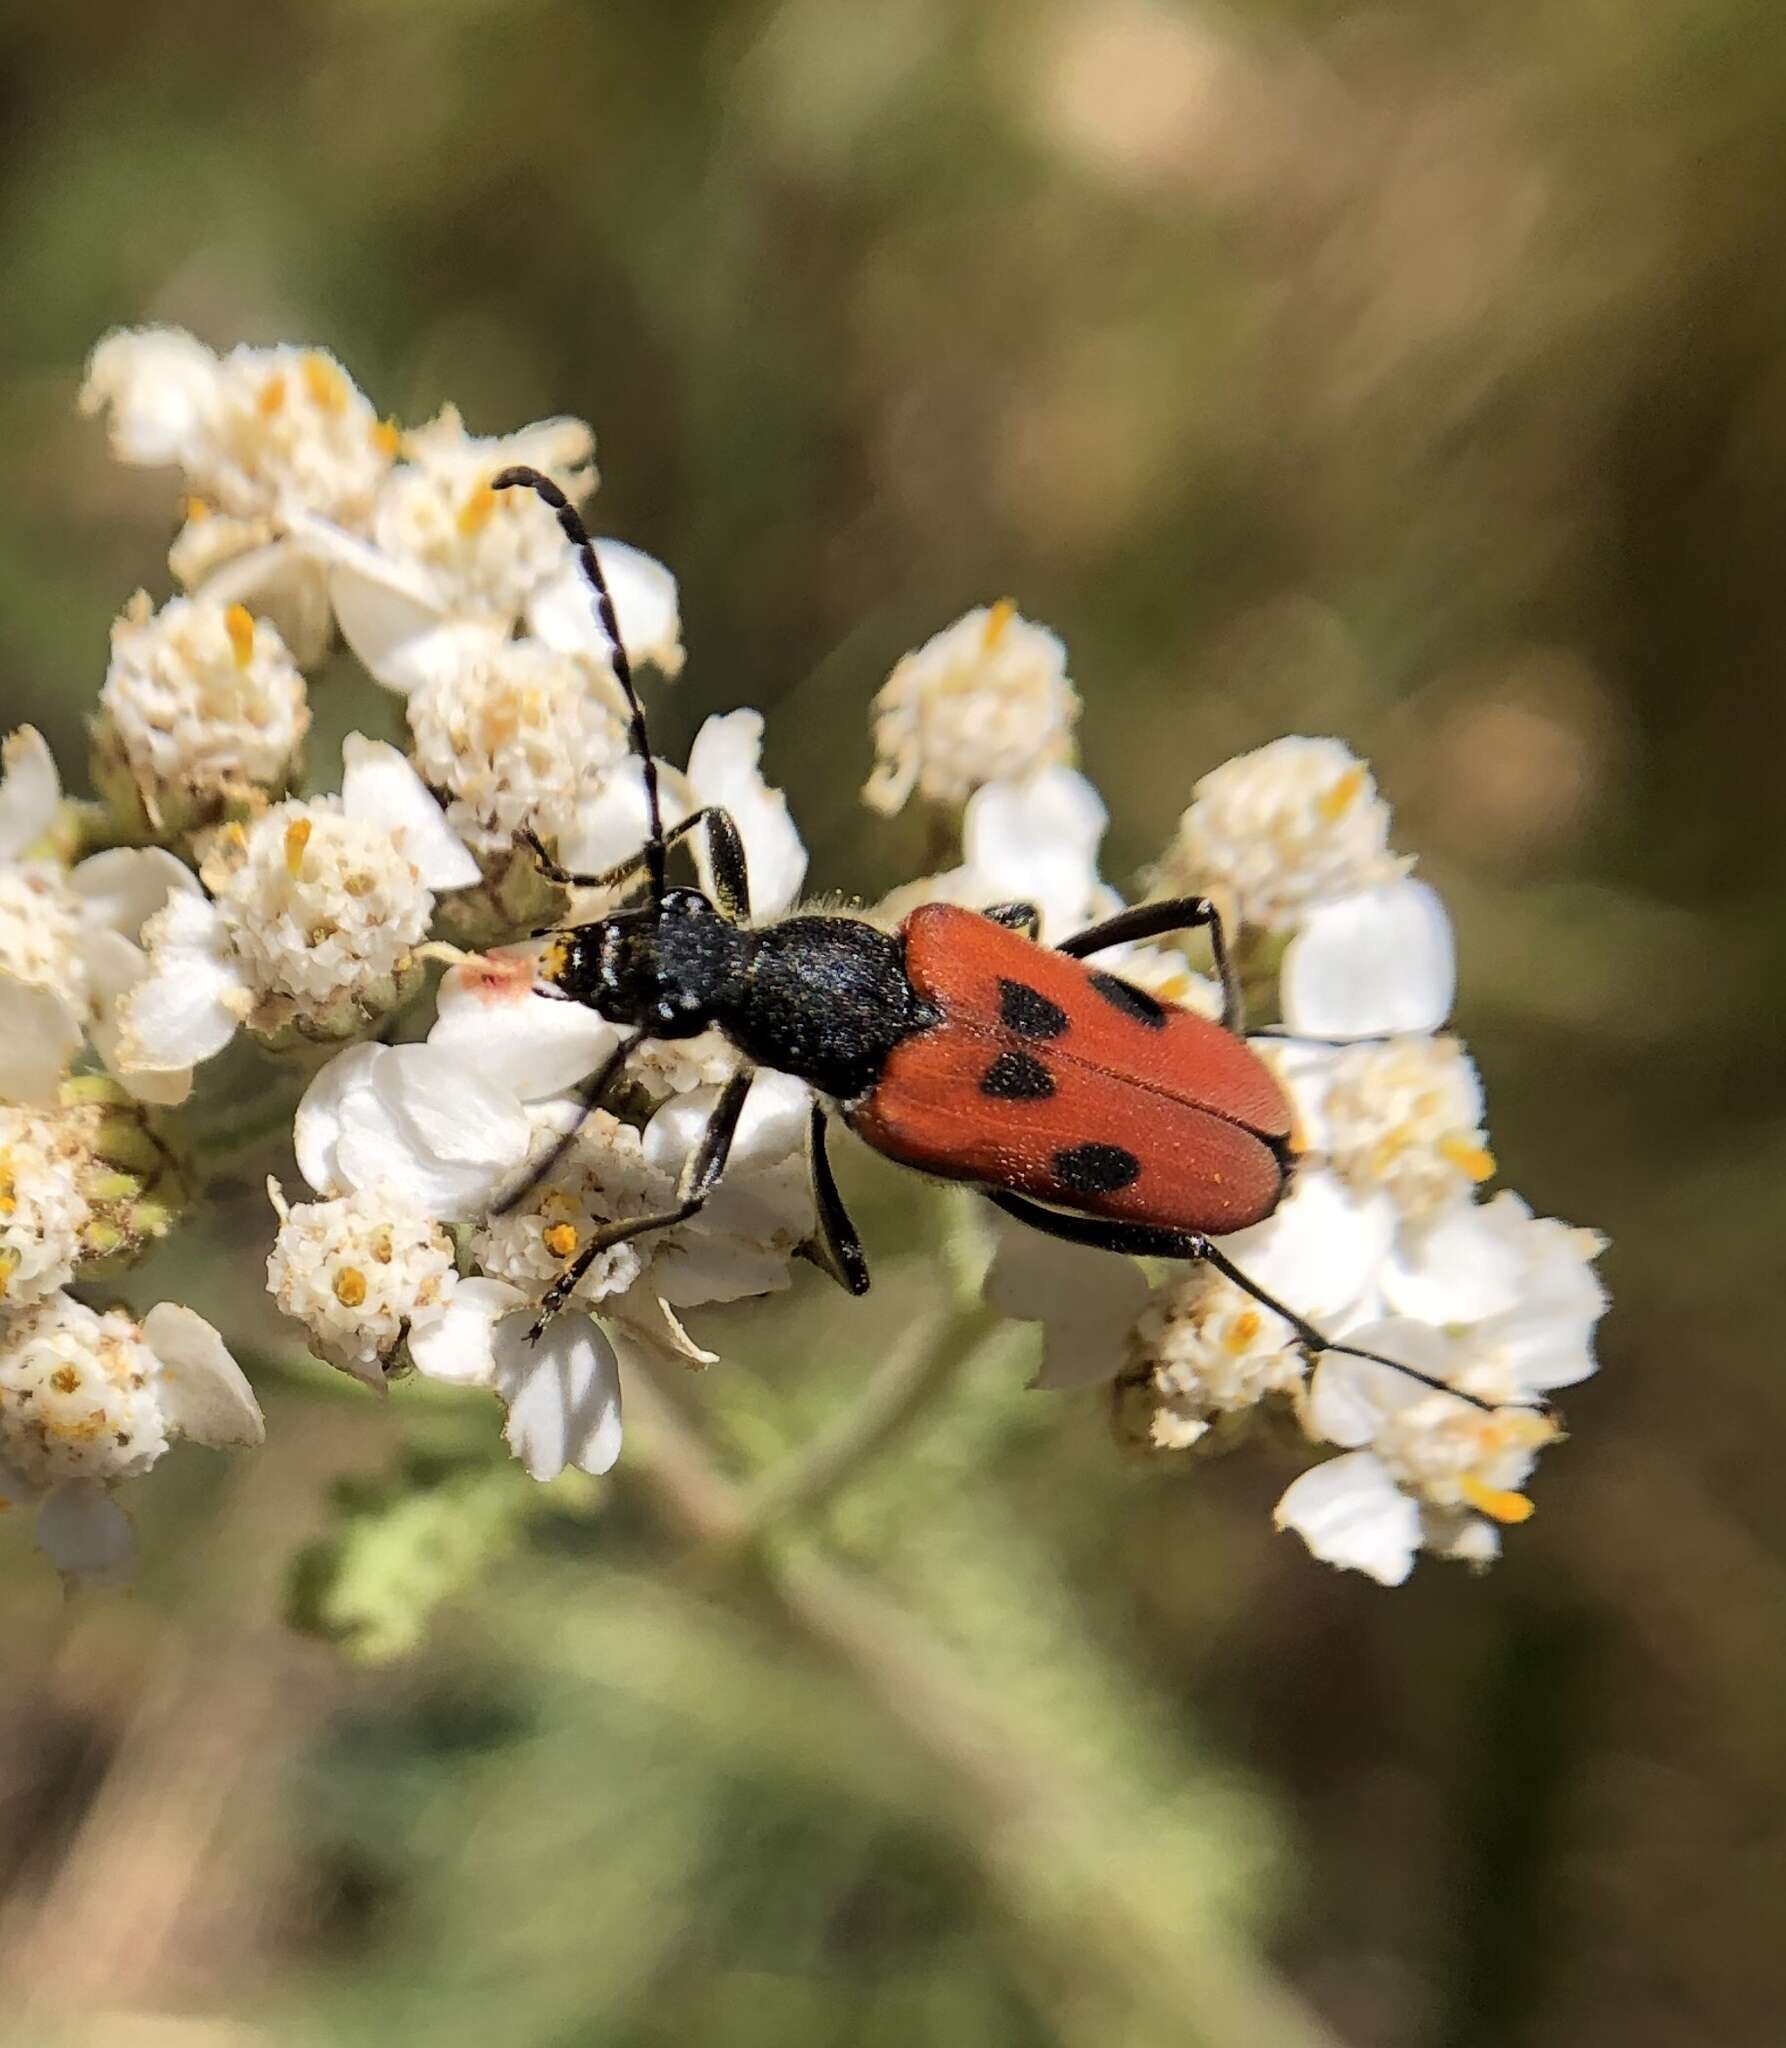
[[4, 1, 1786, 2043]]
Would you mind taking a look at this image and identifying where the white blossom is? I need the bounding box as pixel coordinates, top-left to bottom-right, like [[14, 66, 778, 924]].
[[1279, 878, 1456, 1038], [114, 737, 477, 1070], [265, 1176, 458, 1385], [405, 637, 632, 859], [864, 601, 1079, 815], [0, 1103, 93, 1315], [0, 1292, 262, 1582], [0, 727, 206, 1106], [1159, 736, 1409, 932], [95, 591, 309, 830]]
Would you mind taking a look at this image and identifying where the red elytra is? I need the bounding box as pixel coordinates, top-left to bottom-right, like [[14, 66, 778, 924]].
[[850, 904, 1294, 1237]]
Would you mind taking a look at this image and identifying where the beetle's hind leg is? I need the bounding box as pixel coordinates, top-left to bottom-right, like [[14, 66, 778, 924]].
[[801, 1101, 870, 1295], [1054, 897, 1242, 1034], [528, 1065, 754, 1339], [983, 1192, 1528, 1417]]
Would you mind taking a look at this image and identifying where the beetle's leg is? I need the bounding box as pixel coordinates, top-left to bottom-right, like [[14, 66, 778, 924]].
[[517, 806, 751, 917], [492, 1030, 643, 1218], [800, 1100, 871, 1295], [529, 1066, 754, 1339], [983, 1192, 1524, 1415], [1054, 897, 1242, 1035], [981, 901, 1042, 939]]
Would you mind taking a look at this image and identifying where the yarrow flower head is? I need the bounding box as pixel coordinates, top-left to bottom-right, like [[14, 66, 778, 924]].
[[1158, 736, 1409, 932], [113, 736, 478, 1069], [0, 1292, 262, 1582], [864, 601, 1080, 816], [92, 591, 310, 839]]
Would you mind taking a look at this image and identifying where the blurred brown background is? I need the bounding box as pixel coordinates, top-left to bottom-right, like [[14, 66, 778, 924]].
[[3, 2, 1785, 2043]]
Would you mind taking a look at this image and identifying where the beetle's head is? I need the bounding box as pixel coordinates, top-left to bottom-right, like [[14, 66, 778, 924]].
[[541, 887, 741, 1038]]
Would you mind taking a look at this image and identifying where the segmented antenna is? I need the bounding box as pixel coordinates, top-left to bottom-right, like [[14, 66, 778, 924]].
[[490, 464, 667, 901]]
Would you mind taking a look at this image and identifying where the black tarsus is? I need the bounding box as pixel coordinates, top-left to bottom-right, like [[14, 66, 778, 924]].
[[528, 1065, 755, 1338], [491, 464, 668, 902]]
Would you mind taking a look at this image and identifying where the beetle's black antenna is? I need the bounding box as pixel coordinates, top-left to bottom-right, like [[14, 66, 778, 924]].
[[491, 464, 667, 902]]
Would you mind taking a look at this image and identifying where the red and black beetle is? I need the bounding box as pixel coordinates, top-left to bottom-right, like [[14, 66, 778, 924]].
[[494, 464, 1486, 1405]]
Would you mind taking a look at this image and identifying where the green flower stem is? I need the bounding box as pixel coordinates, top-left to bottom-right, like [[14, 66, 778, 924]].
[[740, 1295, 1005, 1536], [620, 1363, 1345, 2048]]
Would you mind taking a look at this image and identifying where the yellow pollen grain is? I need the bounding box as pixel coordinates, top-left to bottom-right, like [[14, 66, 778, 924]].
[[184, 495, 211, 523], [283, 816, 313, 878], [225, 603, 256, 669], [333, 1266, 368, 1308], [1317, 765, 1367, 823], [1222, 1310, 1263, 1354], [544, 1222, 579, 1260], [301, 352, 347, 413], [0, 1250, 17, 1297], [981, 599, 1017, 653], [1440, 1135, 1497, 1183], [372, 418, 402, 458], [257, 372, 288, 418], [50, 1364, 80, 1395], [457, 483, 499, 537], [1459, 1475, 1534, 1525]]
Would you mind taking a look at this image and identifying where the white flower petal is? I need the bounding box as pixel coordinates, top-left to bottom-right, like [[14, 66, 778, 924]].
[[962, 767, 1108, 938], [293, 1042, 383, 1195], [527, 542, 685, 677], [339, 734, 480, 891], [0, 976, 83, 1105], [70, 846, 198, 943], [1381, 1198, 1526, 1326], [607, 1288, 719, 1372], [983, 1209, 1150, 1389], [82, 929, 192, 1106], [1303, 1334, 1446, 1446], [430, 952, 620, 1101], [115, 889, 247, 1071], [490, 1311, 623, 1478], [686, 711, 808, 919], [1281, 879, 1456, 1037], [35, 1480, 137, 1585], [643, 1070, 810, 1183], [1214, 1166, 1395, 1329], [141, 1303, 264, 1447], [407, 1277, 526, 1386], [557, 756, 688, 876], [323, 1043, 529, 1216], [1275, 1451, 1421, 1586], [0, 726, 61, 862]]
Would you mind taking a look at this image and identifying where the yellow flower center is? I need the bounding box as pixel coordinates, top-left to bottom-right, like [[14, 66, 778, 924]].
[[543, 1221, 579, 1260], [372, 418, 403, 459], [1459, 1475, 1534, 1525], [301, 353, 348, 413], [283, 816, 313, 878], [1439, 1134, 1497, 1183], [257, 372, 288, 418], [333, 1266, 368, 1307]]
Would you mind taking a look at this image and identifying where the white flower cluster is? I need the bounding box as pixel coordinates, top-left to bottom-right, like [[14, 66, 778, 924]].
[[947, 733, 1606, 1586], [11, 321, 1605, 1602]]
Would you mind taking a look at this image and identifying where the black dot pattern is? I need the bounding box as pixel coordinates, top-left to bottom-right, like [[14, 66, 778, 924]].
[[1051, 1142, 1142, 1194], [980, 1049, 1057, 1100], [998, 978, 1069, 1039], [1088, 971, 1168, 1028]]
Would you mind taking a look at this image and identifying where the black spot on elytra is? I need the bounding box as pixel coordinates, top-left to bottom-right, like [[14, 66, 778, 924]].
[[998, 978, 1068, 1039], [1051, 1142, 1141, 1195], [1089, 971, 1168, 1028], [981, 1049, 1056, 1100]]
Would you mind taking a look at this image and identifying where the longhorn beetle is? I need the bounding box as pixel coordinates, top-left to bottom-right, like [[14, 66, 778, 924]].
[[491, 463, 1516, 1415]]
